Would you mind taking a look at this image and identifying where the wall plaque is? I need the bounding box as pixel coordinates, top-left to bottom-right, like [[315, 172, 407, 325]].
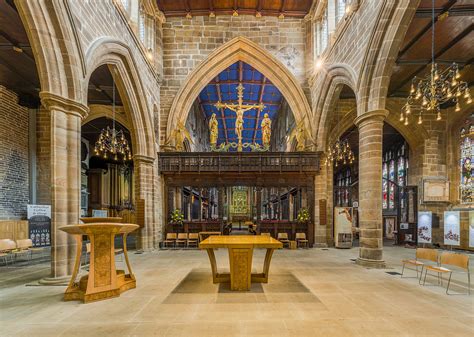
[[422, 179, 449, 202]]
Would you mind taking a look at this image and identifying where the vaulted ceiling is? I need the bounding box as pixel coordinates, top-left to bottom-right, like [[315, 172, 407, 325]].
[[389, 0, 474, 97], [156, 0, 313, 18], [197, 61, 284, 150]]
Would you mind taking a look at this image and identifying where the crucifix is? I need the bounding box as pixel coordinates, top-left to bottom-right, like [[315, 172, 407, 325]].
[[214, 83, 265, 152]]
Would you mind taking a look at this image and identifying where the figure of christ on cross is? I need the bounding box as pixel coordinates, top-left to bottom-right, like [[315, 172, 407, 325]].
[[214, 84, 265, 151]]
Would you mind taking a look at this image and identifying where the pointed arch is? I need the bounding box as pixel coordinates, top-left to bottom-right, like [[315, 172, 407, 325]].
[[84, 38, 155, 159], [313, 64, 358, 151], [165, 36, 313, 142]]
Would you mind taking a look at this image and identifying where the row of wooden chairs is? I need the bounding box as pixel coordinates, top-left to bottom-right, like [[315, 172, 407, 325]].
[[0, 239, 43, 265], [262, 232, 309, 249], [401, 248, 470, 295], [162, 233, 199, 249]]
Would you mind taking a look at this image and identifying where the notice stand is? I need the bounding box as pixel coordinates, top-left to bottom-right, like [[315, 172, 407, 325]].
[[334, 207, 353, 248]]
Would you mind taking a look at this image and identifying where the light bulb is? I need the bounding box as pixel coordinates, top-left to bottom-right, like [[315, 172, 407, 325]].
[[433, 70, 439, 81], [406, 105, 411, 114], [418, 115, 422, 124], [455, 69, 460, 79], [422, 97, 427, 106], [436, 112, 442, 120], [400, 112, 404, 122], [455, 102, 460, 112], [410, 83, 415, 94], [452, 78, 457, 86], [404, 117, 408, 126], [464, 90, 470, 99], [456, 88, 462, 97], [447, 91, 452, 98], [468, 97, 472, 104]]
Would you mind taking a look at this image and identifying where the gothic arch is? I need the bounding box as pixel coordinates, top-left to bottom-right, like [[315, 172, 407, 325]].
[[165, 36, 313, 143], [15, 0, 83, 102], [84, 38, 155, 159], [313, 64, 358, 151], [358, 0, 420, 112]]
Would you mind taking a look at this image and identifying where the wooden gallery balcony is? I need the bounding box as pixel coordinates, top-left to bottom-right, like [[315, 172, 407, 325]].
[[158, 152, 321, 176]]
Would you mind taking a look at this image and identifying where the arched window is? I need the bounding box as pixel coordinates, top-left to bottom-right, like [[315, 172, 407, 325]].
[[320, 9, 328, 52], [138, 11, 146, 43], [336, 0, 347, 23], [460, 121, 473, 203], [120, 0, 129, 11]]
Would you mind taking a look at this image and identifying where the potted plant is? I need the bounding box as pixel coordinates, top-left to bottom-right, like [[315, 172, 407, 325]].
[[297, 208, 310, 224], [170, 209, 184, 232]]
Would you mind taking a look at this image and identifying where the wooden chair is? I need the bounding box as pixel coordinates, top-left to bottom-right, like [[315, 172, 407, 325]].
[[295, 232, 309, 249], [277, 232, 290, 248], [163, 233, 177, 249], [13, 239, 33, 262], [261, 232, 271, 236], [175, 233, 188, 248], [187, 233, 199, 248], [0, 239, 16, 265], [422, 252, 470, 295], [401, 248, 438, 281]]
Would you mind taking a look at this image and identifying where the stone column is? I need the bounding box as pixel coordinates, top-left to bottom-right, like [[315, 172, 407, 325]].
[[39, 92, 88, 282], [354, 110, 388, 268], [314, 155, 328, 247], [134, 155, 156, 250]]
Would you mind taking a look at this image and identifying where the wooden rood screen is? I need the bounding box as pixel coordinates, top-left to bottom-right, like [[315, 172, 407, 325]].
[[158, 152, 320, 174]]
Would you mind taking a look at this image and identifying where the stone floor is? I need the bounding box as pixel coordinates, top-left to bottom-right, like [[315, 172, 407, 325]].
[[0, 246, 473, 337]]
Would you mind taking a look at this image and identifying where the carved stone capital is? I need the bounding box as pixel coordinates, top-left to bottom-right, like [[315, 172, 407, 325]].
[[353, 109, 388, 127], [39, 92, 89, 119], [133, 154, 155, 164]]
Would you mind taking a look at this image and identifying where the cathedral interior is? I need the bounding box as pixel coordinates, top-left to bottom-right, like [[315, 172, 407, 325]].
[[0, 0, 473, 336]]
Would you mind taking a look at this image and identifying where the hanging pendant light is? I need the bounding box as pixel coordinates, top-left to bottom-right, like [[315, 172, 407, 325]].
[[325, 107, 355, 167], [401, 0, 471, 125], [94, 70, 132, 162]]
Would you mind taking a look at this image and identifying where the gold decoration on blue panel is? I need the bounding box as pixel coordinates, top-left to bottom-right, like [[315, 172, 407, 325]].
[[401, 0, 471, 126], [94, 72, 132, 162], [212, 83, 268, 152]]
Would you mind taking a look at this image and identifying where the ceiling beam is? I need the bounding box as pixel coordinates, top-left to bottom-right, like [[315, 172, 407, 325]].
[[0, 30, 35, 63], [89, 79, 114, 104], [159, 9, 308, 18], [257, 0, 263, 12], [208, 0, 214, 12], [398, 0, 457, 59], [252, 76, 267, 143], [0, 53, 38, 88], [233, 0, 238, 11], [201, 100, 280, 106], [391, 23, 473, 95], [415, 6, 474, 18], [279, 0, 286, 13], [214, 77, 229, 144]]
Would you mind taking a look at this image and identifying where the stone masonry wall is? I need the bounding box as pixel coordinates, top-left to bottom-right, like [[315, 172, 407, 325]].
[[0, 86, 29, 219], [160, 14, 307, 144]]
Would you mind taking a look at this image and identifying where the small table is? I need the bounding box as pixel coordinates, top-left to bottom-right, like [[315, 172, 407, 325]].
[[59, 223, 138, 303], [199, 235, 282, 291]]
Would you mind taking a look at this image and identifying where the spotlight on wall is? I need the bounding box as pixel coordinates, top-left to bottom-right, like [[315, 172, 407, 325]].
[[233, 10, 239, 17], [13, 46, 23, 53], [186, 12, 192, 19], [255, 11, 262, 18], [345, 5, 352, 14], [209, 11, 215, 18], [278, 13, 285, 19]]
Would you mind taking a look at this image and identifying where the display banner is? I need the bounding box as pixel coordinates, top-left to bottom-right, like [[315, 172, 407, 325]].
[[469, 211, 474, 248], [92, 209, 108, 217], [417, 211, 432, 244], [334, 207, 353, 248], [443, 211, 460, 246], [27, 205, 51, 247]]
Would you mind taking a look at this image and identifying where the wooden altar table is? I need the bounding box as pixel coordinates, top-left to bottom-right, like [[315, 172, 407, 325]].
[[60, 223, 138, 303], [199, 235, 282, 291]]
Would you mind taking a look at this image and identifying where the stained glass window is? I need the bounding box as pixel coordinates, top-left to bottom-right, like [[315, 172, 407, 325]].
[[382, 162, 388, 209], [460, 123, 473, 203], [336, 0, 347, 23]]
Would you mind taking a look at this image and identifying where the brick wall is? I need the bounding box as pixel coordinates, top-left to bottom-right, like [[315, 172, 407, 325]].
[[160, 14, 307, 144], [0, 86, 29, 219]]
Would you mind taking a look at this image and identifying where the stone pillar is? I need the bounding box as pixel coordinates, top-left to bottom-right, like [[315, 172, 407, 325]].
[[354, 110, 388, 268], [314, 155, 328, 247], [134, 155, 156, 250], [39, 92, 88, 282]]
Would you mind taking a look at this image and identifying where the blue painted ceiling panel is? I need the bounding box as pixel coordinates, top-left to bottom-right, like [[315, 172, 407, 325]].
[[197, 61, 284, 151]]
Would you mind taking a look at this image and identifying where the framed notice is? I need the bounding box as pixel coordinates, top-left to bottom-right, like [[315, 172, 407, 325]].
[[469, 211, 474, 248], [384, 217, 396, 240], [444, 211, 460, 246], [417, 211, 432, 244], [334, 207, 353, 248], [27, 205, 51, 247], [423, 179, 449, 202], [92, 209, 108, 217]]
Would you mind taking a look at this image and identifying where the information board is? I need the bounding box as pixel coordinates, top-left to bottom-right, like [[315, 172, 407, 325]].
[[443, 211, 460, 246], [417, 211, 432, 244], [27, 205, 51, 247]]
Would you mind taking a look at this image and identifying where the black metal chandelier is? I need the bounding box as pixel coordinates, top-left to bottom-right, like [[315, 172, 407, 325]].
[[94, 72, 132, 161], [400, 0, 471, 125]]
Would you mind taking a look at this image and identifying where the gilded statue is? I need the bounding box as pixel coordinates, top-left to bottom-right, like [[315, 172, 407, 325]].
[[209, 113, 218, 147], [289, 122, 306, 151], [170, 121, 193, 151], [261, 113, 272, 148], [215, 83, 265, 151]]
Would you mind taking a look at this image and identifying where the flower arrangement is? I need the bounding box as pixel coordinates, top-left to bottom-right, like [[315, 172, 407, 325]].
[[170, 209, 184, 225], [297, 208, 310, 223]]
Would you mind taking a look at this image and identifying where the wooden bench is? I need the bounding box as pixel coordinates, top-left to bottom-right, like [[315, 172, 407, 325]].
[[422, 252, 470, 295], [401, 248, 438, 282], [0, 239, 16, 265]]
